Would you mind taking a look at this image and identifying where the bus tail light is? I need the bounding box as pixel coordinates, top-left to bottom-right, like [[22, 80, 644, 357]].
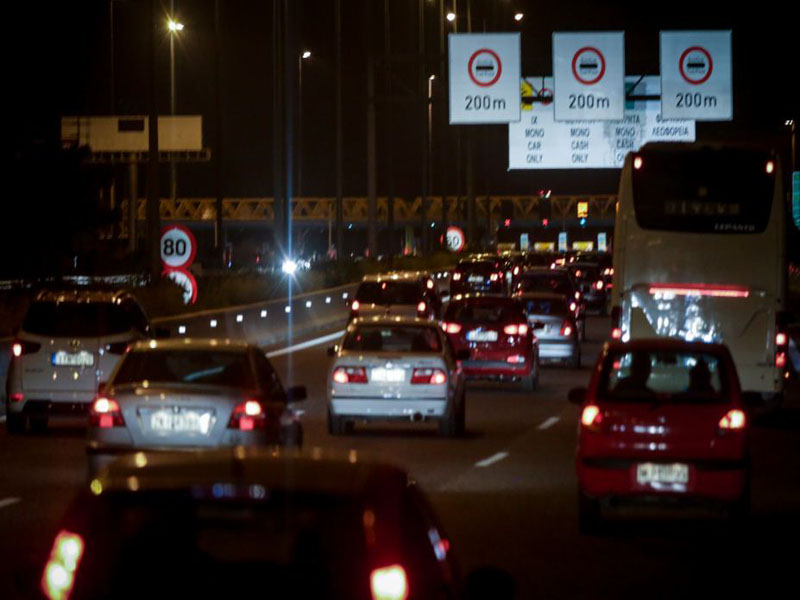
[[647, 283, 750, 298]]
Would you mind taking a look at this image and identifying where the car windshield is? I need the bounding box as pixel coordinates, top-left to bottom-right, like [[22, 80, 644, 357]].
[[343, 325, 441, 353], [445, 301, 523, 324], [522, 298, 569, 316], [355, 281, 422, 305], [113, 350, 256, 389], [600, 350, 727, 402], [22, 302, 135, 337]]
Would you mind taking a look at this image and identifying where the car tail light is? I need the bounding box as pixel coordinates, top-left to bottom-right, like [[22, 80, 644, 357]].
[[441, 322, 462, 334], [490, 273, 499, 282], [595, 280, 604, 290], [513, 266, 520, 276], [506, 355, 525, 364], [503, 324, 528, 336], [776, 352, 787, 368], [426, 279, 434, 289], [569, 301, 578, 313], [417, 301, 427, 314], [718, 409, 746, 431], [228, 399, 266, 431], [411, 368, 446, 385], [10, 393, 24, 403], [332, 366, 368, 384], [610, 305, 622, 340], [611, 328, 622, 340], [104, 341, 130, 355], [89, 397, 125, 428], [351, 300, 360, 312], [776, 332, 787, 347], [574, 291, 581, 300], [452, 272, 462, 281], [560, 320, 574, 337], [370, 564, 409, 600], [42, 530, 84, 600], [12, 340, 41, 357], [580, 405, 603, 430]]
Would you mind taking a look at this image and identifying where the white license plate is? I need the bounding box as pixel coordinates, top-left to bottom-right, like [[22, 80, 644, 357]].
[[468, 275, 484, 283], [636, 463, 689, 485], [371, 368, 406, 382], [466, 330, 498, 342], [52, 351, 95, 367], [149, 410, 214, 434]]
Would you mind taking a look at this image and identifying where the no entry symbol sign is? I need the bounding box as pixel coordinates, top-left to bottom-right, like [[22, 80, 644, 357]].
[[571, 47, 606, 85], [679, 46, 713, 84], [468, 48, 503, 87]]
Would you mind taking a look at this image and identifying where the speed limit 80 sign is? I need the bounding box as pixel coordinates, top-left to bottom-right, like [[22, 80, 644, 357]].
[[160, 224, 197, 269]]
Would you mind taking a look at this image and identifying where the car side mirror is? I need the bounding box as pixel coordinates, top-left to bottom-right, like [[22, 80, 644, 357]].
[[97, 381, 107, 395], [741, 391, 762, 408], [466, 566, 516, 600], [568, 387, 587, 405], [286, 386, 307, 402], [455, 349, 470, 361], [327, 344, 339, 357]]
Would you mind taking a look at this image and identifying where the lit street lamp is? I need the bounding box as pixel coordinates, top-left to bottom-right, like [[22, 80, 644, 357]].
[[514, 12, 524, 22]]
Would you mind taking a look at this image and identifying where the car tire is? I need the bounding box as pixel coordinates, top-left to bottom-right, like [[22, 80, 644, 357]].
[[578, 491, 602, 535], [6, 412, 25, 434], [29, 416, 48, 433], [327, 410, 345, 436]]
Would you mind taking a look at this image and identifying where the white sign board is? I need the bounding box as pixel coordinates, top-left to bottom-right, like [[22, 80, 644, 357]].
[[509, 76, 695, 169], [61, 116, 203, 152], [449, 33, 521, 124], [660, 31, 732, 121], [558, 232, 568, 253], [520, 233, 530, 251], [553, 32, 625, 121], [598, 232, 608, 252], [160, 224, 197, 269]]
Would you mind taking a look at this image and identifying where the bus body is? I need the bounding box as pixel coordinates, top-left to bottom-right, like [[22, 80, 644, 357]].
[[611, 142, 786, 398]]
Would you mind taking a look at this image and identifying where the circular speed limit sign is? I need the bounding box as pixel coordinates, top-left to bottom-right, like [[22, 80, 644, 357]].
[[160, 224, 196, 269], [445, 226, 466, 253], [163, 267, 198, 305]]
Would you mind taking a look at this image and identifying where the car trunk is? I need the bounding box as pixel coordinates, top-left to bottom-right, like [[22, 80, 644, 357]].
[[332, 352, 448, 399]]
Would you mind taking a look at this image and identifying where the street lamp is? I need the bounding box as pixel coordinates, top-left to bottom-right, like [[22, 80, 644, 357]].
[[298, 50, 312, 198], [167, 10, 183, 202], [446, 12, 456, 22], [514, 12, 524, 22], [428, 75, 435, 209]]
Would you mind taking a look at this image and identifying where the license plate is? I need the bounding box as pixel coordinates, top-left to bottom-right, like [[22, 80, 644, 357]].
[[52, 351, 95, 367], [468, 275, 484, 283], [149, 409, 214, 434], [466, 329, 498, 342], [636, 463, 689, 485], [371, 368, 406, 382]]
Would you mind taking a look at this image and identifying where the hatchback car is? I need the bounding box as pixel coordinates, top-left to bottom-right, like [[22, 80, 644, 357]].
[[327, 317, 466, 436], [520, 292, 580, 368], [350, 271, 441, 322], [86, 339, 305, 475], [571, 339, 751, 533], [450, 259, 506, 295], [6, 289, 157, 433], [442, 294, 540, 391], [41, 448, 462, 600]]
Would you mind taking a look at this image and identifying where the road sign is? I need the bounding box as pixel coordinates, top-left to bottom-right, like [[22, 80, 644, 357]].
[[572, 241, 594, 251], [445, 226, 466, 252], [598, 232, 608, 252], [449, 33, 521, 124], [660, 31, 732, 121], [509, 76, 695, 169], [520, 233, 530, 251], [577, 202, 589, 218], [163, 267, 198, 305], [558, 232, 568, 253], [160, 224, 197, 269], [553, 32, 624, 121], [534, 242, 555, 252]]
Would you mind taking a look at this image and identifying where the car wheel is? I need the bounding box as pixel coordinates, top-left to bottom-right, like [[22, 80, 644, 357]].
[[578, 491, 602, 535], [6, 412, 25, 434], [327, 410, 345, 436], [29, 417, 48, 433], [521, 360, 538, 392]]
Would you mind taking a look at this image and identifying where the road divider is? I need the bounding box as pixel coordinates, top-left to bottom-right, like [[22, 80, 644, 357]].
[[265, 331, 344, 358]]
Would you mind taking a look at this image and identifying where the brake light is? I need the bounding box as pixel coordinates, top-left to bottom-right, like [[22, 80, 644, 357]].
[[633, 155, 643, 170], [776, 332, 787, 347], [611, 327, 622, 340], [506, 355, 525, 364], [513, 266, 520, 276], [411, 368, 447, 385], [595, 280, 604, 290], [776, 352, 787, 368], [452, 272, 462, 281], [12, 343, 22, 358], [417, 301, 427, 314], [569, 301, 578, 313], [718, 409, 746, 431], [228, 399, 266, 431], [441, 322, 462, 334], [426, 279, 434, 289], [503, 324, 528, 336], [11, 340, 41, 357], [370, 564, 409, 600], [89, 397, 125, 428], [575, 291, 581, 300], [560, 320, 574, 337], [490, 273, 499, 282], [581, 405, 603, 430], [332, 366, 368, 384], [42, 530, 84, 600], [10, 393, 24, 403], [351, 300, 360, 312], [648, 283, 750, 298]]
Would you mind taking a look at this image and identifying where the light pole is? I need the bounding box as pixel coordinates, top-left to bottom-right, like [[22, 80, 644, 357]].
[[167, 13, 183, 202], [298, 50, 311, 198], [428, 74, 435, 208]]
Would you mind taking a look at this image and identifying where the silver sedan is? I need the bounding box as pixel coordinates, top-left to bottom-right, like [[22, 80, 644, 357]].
[[327, 317, 467, 437], [86, 339, 306, 475]]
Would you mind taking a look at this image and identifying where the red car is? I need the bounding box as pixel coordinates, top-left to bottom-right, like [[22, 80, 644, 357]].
[[442, 295, 540, 391], [571, 339, 751, 532]]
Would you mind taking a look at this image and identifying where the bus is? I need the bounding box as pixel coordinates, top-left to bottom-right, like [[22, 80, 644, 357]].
[[610, 142, 787, 401]]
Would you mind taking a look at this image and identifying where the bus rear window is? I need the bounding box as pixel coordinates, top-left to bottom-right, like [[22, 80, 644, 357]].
[[631, 148, 775, 233]]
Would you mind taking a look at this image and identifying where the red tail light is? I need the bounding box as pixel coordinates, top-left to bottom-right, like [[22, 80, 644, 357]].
[[9, 393, 24, 403], [718, 409, 746, 431], [332, 366, 368, 384], [12, 340, 41, 357], [417, 301, 427, 314], [506, 355, 526, 364], [452, 272, 462, 281], [580, 405, 603, 430], [426, 279, 434, 289], [89, 397, 125, 428], [595, 280, 604, 290], [490, 273, 499, 282], [776, 352, 787, 368], [560, 320, 574, 337], [411, 368, 447, 385], [569, 301, 578, 313], [42, 530, 84, 600], [647, 283, 750, 298], [776, 332, 787, 347], [513, 266, 520, 276], [503, 324, 529, 336], [228, 399, 266, 431], [611, 328, 622, 340], [370, 564, 409, 600], [441, 322, 462, 334]]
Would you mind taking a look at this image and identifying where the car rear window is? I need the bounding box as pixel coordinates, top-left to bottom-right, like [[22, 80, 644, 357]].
[[444, 301, 524, 324], [457, 261, 498, 273], [600, 350, 728, 402], [22, 302, 136, 337], [355, 281, 422, 305], [343, 325, 442, 353], [113, 350, 256, 389], [522, 298, 569, 316], [516, 274, 572, 295]]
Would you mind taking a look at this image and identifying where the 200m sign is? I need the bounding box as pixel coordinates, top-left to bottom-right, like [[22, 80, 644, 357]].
[[160, 224, 197, 269]]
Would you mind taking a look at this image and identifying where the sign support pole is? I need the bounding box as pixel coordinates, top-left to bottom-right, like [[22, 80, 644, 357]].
[[335, 0, 344, 261], [146, 0, 161, 281]]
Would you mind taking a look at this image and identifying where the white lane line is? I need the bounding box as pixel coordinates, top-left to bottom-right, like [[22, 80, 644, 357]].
[[474, 452, 509, 468], [0, 497, 21, 510], [265, 331, 344, 358], [538, 416, 560, 430]]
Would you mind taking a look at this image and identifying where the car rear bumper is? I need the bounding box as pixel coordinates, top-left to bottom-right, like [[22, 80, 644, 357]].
[[538, 339, 578, 360], [330, 398, 448, 419], [9, 398, 92, 418], [577, 456, 748, 502], [461, 360, 532, 379]]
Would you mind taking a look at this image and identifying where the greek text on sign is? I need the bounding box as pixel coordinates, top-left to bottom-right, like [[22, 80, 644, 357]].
[[508, 76, 695, 169], [553, 32, 624, 121], [449, 33, 521, 124], [160, 224, 197, 269], [660, 31, 732, 121]]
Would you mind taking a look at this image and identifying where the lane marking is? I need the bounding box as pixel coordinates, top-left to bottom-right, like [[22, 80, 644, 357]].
[[265, 331, 344, 358], [475, 452, 509, 468], [0, 497, 20, 510], [538, 416, 560, 430]]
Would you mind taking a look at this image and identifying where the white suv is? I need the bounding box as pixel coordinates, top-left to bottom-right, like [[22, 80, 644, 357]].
[[5, 289, 155, 433]]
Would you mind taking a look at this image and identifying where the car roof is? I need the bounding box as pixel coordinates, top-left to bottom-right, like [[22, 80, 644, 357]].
[[33, 288, 135, 304], [128, 338, 252, 352], [604, 338, 730, 355], [91, 447, 409, 498], [348, 315, 439, 328], [361, 271, 429, 282]]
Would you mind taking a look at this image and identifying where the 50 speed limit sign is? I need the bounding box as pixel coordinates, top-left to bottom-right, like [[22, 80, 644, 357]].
[[160, 225, 197, 269]]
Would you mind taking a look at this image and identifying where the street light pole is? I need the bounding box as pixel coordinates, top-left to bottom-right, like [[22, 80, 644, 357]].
[[167, 8, 183, 203], [297, 51, 310, 198]]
